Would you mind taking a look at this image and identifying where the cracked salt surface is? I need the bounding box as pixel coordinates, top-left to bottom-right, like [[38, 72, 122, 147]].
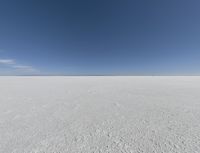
[[0, 76, 200, 153]]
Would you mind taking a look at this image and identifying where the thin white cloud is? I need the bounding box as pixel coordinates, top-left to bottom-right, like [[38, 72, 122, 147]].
[[0, 58, 39, 75], [0, 59, 15, 65], [12, 65, 32, 69], [12, 65, 39, 72]]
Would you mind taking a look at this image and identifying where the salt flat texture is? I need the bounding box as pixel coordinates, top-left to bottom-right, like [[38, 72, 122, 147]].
[[0, 76, 200, 153]]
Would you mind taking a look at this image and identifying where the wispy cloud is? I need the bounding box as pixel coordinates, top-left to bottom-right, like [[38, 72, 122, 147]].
[[0, 58, 39, 75], [12, 65, 39, 72], [0, 59, 15, 65], [12, 65, 31, 69]]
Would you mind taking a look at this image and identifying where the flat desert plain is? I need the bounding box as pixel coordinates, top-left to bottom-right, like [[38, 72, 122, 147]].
[[0, 76, 200, 153]]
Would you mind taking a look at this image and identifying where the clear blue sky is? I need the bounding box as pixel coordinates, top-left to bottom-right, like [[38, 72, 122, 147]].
[[0, 0, 200, 75]]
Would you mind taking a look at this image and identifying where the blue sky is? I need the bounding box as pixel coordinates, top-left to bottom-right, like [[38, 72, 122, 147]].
[[0, 0, 200, 75]]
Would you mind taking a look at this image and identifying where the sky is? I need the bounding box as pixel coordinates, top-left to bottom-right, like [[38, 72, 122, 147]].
[[0, 0, 200, 75]]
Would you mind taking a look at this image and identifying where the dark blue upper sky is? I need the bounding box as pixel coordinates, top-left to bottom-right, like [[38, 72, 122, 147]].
[[0, 0, 200, 75]]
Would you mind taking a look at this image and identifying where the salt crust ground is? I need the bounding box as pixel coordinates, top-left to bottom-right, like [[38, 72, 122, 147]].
[[0, 76, 200, 153]]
